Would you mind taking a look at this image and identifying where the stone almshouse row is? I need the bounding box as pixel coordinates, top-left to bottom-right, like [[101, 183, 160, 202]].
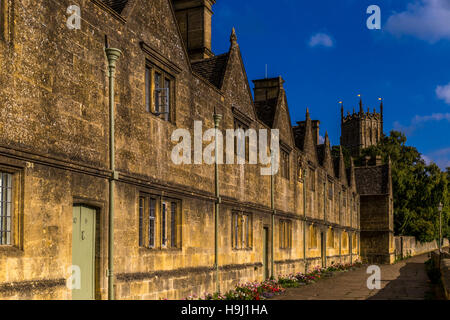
[[0, 0, 393, 299]]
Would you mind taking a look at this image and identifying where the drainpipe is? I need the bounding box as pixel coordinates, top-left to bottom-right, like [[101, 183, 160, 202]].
[[213, 111, 222, 293], [303, 168, 307, 273], [350, 197, 353, 264], [324, 180, 327, 267], [339, 191, 342, 262], [270, 158, 275, 279], [105, 47, 121, 300]]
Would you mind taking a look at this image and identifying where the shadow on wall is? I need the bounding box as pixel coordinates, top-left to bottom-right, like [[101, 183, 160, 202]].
[[368, 258, 434, 300]]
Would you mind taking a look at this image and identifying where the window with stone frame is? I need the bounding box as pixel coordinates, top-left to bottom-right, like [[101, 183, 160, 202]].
[[350, 196, 353, 214], [279, 219, 292, 249], [309, 225, 318, 249], [0, 171, 12, 245], [144, 61, 176, 124], [328, 180, 333, 200], [342, 231, 348, 250], [0, 167, 22, 248], [297, 159, 304, 182], [233, 118, 249, 162], [327, 228, 335, 249], [138, 194, 181, 249], [342, 189, 347, 207], [0, 0, 8, 41], [309, 167, 315, 191], [280, 149, 290, 180], [352, 233, 357, 251], [232, 212, 252, 249]]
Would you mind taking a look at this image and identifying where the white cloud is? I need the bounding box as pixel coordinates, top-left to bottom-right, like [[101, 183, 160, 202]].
[[421, 154, 432, 165], [319, 135, 325, 144], [308, 33, 334, 48], [423, 147, 450, 169], [436, 83, 450, 104], [385, 0, 450, 43], [393, 112, 450, 135]]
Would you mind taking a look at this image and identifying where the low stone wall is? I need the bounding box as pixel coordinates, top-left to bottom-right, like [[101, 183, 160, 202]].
[[440, 250, 450, 300], [116, 263, 264, 300], [394, 236, 449, 259]]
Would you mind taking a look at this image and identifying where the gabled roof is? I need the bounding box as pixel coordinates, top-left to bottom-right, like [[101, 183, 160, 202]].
[[333, 147, 348, 185], [100, 0, 128, 14], [354, 165, 390, 195], [293, 122, 306, 150], [317, 144, 326, 166], [254, 98, 278, 127], [333, 156, 341, 178], [191, 53, 229, 89], [316, 134, 334, 176]]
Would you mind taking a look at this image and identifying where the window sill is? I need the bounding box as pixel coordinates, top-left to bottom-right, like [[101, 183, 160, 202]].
[[232, 247, 253, 252], [139, 247, 182, 253], [0, 245, 24, 256], [146, 111, 176, 126]]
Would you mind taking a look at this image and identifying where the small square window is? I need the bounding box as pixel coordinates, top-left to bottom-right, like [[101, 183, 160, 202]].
[[139, 194, 181, 249]]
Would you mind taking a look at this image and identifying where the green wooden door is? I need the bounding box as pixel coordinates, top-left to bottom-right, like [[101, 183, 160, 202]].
[[263, 227, 269, 280], [72, 206, 96, 300]]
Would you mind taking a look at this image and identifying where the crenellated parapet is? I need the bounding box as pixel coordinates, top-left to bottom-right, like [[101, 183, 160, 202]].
[[340, 98, 384, 157]]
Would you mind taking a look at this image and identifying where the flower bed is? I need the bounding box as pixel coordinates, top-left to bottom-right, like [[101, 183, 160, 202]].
[[183, 261, 362, 300], [184, 280, 285, 300]]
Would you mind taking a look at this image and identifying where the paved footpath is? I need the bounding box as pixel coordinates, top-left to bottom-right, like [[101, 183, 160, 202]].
[[273, 254, 434, 300]]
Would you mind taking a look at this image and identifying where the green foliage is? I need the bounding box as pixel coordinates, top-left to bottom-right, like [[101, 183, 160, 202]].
[[331, 145, 352, 168], [355, 131, 449, 242]]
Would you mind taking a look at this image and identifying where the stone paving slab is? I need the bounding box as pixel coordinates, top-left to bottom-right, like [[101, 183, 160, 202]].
[[273, 254, 434, 300]]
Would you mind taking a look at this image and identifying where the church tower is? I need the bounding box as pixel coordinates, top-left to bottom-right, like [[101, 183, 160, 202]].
[[340, 98, 384, 157]]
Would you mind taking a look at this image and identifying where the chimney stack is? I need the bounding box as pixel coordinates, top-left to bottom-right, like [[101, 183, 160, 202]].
[[252, 76, 284, 102], [311, 120, 320, 145], [173, 0, 216, 61]]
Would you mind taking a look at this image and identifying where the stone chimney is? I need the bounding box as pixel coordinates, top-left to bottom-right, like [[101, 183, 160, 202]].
[[252, 76, 284, 102], [311, 120, 320, 145], [173, 0, 215, 61], [295, 117, 320, 145]]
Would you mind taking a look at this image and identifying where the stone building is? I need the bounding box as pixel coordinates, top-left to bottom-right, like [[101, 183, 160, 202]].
[[0, 0, 390, 300], [341, 99, 384, 157], [355, 156, 395, 264]]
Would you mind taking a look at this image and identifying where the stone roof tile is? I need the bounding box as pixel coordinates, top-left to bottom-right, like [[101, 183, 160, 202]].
[[100, 0, 128, 14], [191, 53, 229, 89], [254, 98, 278, 128]]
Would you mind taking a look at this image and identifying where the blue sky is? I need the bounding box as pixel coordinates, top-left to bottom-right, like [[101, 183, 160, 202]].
[[211, 0, 450, 169]]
